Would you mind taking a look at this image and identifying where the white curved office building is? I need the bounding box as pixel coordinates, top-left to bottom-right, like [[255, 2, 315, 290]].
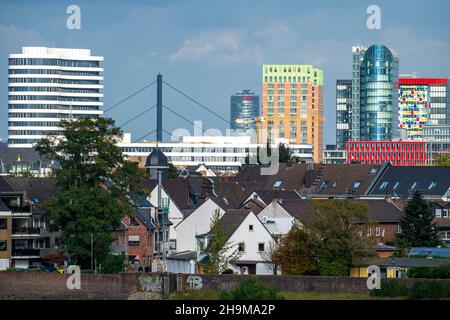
[[8, 47, 103, 147]]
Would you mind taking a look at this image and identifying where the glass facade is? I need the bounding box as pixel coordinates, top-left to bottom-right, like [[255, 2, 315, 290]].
[[336, 80, 352, 150], [359, 44, 399, 141], [230, 90, 260, 138], [7, 47, 104, 147]]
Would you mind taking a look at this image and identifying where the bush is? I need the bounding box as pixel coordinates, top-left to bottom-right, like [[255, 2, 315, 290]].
[[407, 265, 450, 279], [370, 279, 410, 297], [221, 269, 234, 274], [100, 253, 126, 274], [219, 277, 284, 300], [409, 281, 450, 299]]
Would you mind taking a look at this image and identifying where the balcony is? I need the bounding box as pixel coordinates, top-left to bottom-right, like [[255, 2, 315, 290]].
[[12, 226, 40, 237], [10, 206, 32, 216], [12, 249, 40, 258]]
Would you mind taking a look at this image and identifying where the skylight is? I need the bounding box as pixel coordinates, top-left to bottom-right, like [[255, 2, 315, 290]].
[[273, 180, 282, 188], [428, 181, 438, 190], [393, 181, 401, 189], [379, 181, 389, 190], [353, 181, 361, 189], [411, 181, 419, 189]]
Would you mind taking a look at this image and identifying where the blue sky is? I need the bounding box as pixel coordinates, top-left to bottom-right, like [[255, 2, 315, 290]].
[[1, 0, 449, 144]]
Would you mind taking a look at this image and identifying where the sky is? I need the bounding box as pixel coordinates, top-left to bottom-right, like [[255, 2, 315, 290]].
[[1, 0, 450, 145]]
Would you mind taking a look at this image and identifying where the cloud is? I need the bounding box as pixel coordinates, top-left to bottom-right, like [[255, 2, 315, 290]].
[[0, 24, 47, 51], [168, 29, 264, 64]]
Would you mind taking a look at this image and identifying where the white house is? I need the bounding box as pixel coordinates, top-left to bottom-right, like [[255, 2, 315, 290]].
[[175, 197, 229, 252], [256, 200, 296, 238], [145, 180, 190, 250], [197, 209, 278, 275]]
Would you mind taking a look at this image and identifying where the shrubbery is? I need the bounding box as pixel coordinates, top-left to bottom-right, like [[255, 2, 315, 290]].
[[370, 279, 450, 299], [407, 265, 450, 279], [370, 279, 410, 297], [219, 277, 284, 300]]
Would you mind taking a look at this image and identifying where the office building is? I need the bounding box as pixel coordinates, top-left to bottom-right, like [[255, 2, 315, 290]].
[[336, 80, 352, 150], [351, 45, 399, 141], [260, 64, 324, 162], [346, 140, 427, 166], [8, 47, 104, 147], [118, 133, 313, 172], [398, 77, 449, 139], [423, 124, 450, 164], [230, 90, 260, 139]]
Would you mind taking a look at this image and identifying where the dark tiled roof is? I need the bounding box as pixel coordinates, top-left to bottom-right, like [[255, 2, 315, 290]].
[[0, 176, 56, 203], [134, 207, 157, 229], [0, 199, 10, 212], [434, 218, 450, 228], [359, 257, 450, 268], [167, 250, 197, 261], [279, 199, 404, 223], [142, 178, 190, 210], [311, 164, 381, 196], [240, 198, 266, 215], [207, 209, 251, 241], [253, 189, 301, 205], [367, 165, 450, 198], [0, 147, 51, 165]]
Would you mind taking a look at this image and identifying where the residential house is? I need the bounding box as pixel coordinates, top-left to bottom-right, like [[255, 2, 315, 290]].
[[365, 163, 450, 200], [143, 178, 190, 251], [350, 257, 450, 278], [430, 201, 450, 244], [0, 199, 12, 270], [0, 176, 62, 269], [175, 196, 229, 252], [196, 209, 277, 275]]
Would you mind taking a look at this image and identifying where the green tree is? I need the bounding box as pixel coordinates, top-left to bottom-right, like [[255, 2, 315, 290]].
[[100, 253, 127, 274], [219, 277, 284, 300], [36, 118, 146, 268], [199, 209, 241, 274], [271, 224, 317, 275], [167, 163, 179, 179], [303, 200, 375, 276], [396, 191, 441, 248], [433, 154, 450, 166], [244, 143, 293, 164]]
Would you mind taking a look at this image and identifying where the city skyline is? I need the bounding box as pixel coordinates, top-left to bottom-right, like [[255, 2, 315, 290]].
[[1, 0, 450, 145]]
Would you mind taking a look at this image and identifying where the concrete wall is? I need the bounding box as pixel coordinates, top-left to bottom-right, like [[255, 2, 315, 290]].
[[2, 272, 450, 300]]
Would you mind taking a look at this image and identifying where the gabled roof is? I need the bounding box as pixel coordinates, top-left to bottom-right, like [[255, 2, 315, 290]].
[[250, 189, 301, 205], [366, 165, 450, 198], [142, 178, 190, 210], [216, 209, 252, 241], [197, 209, 251, 241], [0, 199, 10, 212], [0, 176, 56, 202], [240, 198, 266, 215], [311, 164, 381, 196], [0, 147, 52, 166], [134, 207, 157, 229], [279, 199, 404, 223]]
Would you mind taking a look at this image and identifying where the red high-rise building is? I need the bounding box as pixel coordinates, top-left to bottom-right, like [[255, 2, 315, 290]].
[[346, 140, 427, 166]]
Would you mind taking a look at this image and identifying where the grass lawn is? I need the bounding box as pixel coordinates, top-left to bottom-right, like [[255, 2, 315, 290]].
[[169, 290, 403, 300]]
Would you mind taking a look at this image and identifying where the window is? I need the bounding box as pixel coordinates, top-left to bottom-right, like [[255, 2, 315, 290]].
[[428, 181, 438, 190], [258, 243, 265, 252], [375, 226, 381, 237], [393, 181, 401, 189], [249, 225, 254, 232], [273, 181, 282, 188], [436, 209, 442, 218], [33, 237, 50, 249], [238, 242, 245, 252], [0, 218, 7, 229], [442, 231, 450, 240], [128, 235, 140, 247], [410, 181, 419, 189], [443, 209, 449, 218], [397, 224, 402, 234], [353, 181, 361, 189], [379, 181, 389, 190], [0, 240, 6, 251]]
